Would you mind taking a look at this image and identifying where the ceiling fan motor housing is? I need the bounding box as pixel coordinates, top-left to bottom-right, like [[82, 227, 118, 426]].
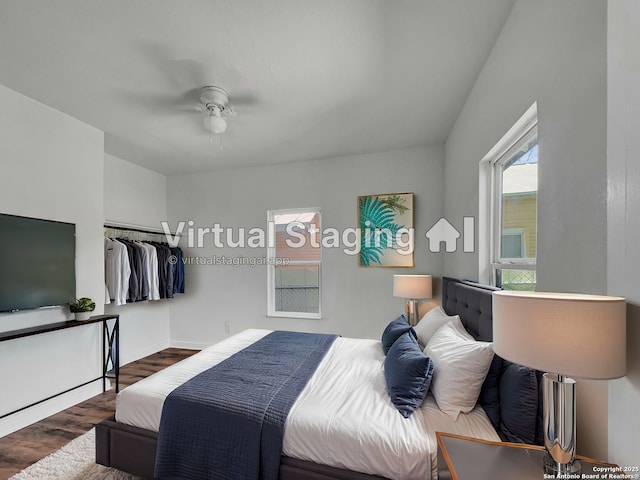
[[200, 86, 229, 112]]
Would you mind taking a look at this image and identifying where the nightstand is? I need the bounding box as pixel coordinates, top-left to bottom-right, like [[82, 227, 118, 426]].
[[436, 432, 622, 480]]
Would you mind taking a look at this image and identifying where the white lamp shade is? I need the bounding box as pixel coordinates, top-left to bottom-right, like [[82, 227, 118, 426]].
[[204, 114, 227, 134], [492, 291, 626, 379], [393, 274, 432, 299]]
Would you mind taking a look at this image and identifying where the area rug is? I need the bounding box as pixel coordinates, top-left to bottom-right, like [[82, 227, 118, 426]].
[[9, 429, 140, 480]]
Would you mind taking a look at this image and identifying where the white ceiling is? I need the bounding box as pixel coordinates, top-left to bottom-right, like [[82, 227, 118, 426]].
[[0, 0, 514, 175]]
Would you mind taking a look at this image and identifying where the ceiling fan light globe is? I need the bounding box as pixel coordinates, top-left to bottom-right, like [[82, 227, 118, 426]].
[[204, 114, 227, 134]]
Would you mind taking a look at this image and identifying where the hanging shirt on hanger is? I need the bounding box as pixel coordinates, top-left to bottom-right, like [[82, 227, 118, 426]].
[[170, 247, 185, 294], [105, 238, 131, 306], [142, 242, 160, 300], [118, 239, 140, 303], [152, 242, 174, 299], [134, 241, 150, 301]]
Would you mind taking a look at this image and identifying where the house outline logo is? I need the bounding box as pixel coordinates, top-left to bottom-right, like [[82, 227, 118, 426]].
[[425, 217, 475, 253]]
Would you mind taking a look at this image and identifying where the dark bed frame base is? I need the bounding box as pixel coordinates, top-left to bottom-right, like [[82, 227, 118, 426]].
[[95, 416, 387, 480]]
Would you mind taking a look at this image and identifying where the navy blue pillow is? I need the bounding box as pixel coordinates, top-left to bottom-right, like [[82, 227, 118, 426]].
[[381, 315, 416, 354], [477, 355, 503, 429], [384, 331, 434, 418], [499, 361, 538, 444]]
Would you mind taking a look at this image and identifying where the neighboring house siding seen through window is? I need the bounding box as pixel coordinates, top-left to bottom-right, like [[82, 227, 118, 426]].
[[267, 208, 321, 318]]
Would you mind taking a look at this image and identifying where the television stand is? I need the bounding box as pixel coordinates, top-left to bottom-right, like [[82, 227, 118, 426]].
[[0, 314, 119, 419]]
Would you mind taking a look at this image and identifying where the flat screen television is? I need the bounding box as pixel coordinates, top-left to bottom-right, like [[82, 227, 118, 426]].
[[0, 213, 76, 313]]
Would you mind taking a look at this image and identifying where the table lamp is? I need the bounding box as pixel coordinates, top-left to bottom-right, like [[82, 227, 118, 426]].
[[492, 291, 626, 475], [393, 274, 432, 326]]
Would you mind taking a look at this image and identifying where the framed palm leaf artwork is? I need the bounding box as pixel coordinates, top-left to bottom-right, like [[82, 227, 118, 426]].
[[357, 192, 414, 267]]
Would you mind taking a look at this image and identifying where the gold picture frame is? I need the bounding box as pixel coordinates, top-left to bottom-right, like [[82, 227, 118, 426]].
[[357, 192, 414, 267]]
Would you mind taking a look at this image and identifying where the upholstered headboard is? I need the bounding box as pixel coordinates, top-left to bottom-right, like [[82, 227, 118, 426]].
[[441, 277, 498, 342], [441, 276, 543, 445]]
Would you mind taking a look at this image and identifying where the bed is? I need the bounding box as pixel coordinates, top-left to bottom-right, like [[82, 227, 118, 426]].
[[95, 277, 542, 479]]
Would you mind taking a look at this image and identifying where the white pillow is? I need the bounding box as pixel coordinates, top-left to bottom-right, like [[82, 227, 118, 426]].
[[414, 306, 458, 348], [424, 317, 494, 421]]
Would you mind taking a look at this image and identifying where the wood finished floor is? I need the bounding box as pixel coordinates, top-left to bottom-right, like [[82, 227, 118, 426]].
[[0, 348, 196, 479]]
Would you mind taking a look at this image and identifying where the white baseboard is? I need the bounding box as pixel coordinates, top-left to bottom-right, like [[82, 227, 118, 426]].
[[170, 340, 206, 350], [0, 379, 106, 438]]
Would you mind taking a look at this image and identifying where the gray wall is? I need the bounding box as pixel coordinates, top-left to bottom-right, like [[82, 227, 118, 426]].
[[167, 146, 444, 348], [443, 0, 608, 459], [607, 0, 640, 467]]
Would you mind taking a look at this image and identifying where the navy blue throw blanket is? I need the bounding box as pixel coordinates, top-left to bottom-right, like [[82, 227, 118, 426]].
[[154, 331, 338, 480]]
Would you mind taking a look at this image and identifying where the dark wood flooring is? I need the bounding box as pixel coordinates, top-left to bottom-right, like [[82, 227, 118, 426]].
[[0, 348, 196, 479]]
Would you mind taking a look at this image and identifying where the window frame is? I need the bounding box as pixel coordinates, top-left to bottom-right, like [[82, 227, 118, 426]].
[[267, 207, 322, 319], [479, 103, 538, 288]]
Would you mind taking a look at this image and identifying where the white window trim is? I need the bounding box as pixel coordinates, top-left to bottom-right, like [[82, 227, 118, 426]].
[[479, 103, 537, 286], [491, 126, 537, 268], [267, 207, 322, 319]]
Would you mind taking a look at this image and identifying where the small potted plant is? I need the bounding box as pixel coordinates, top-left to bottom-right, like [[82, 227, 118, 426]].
[[70, 297, 96, 321]]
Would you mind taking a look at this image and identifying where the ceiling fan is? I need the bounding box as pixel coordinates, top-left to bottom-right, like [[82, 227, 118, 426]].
[[131, 43, 259, 145], [198, 86, 235, 136]]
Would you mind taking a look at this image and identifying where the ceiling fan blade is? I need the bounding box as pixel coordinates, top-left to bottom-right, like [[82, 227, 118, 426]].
[[224, 105, 237, 117], [168, 59, 209, 87], [149, 110, 208, 138], [178, 87, 202, 106], [138, 41, 224, 90], [229, 92, 259, 106], [118, 90, 200, 115], [169, 57, 255, 95]]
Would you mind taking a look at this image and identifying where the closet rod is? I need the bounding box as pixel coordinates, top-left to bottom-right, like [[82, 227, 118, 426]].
[[103, 222, 178, 236]]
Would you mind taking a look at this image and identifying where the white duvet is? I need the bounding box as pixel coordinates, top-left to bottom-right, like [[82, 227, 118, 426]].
[[116, 329, 500, 480]]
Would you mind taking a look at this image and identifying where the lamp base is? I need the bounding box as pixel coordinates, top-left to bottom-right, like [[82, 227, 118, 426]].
[[543, 452, 581, 475], [543, 373, 581, 476], [405, 299, 419, 326]]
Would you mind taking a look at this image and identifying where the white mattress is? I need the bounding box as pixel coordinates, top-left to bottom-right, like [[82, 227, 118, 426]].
[[116, 329, 500, 480]]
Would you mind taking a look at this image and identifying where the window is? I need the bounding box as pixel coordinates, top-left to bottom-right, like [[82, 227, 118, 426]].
[[480, 104, 537, 290], [267, 208, 321, 318], [501, 229, 525, 258]]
